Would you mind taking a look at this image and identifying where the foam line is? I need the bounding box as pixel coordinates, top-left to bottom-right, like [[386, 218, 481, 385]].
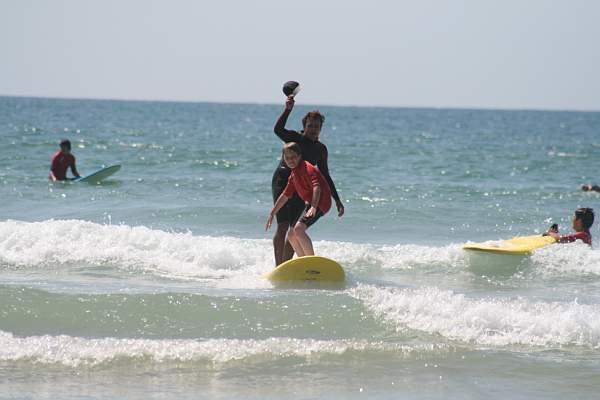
[[350, 284, 600, 348], [0, 330, 449, 367]]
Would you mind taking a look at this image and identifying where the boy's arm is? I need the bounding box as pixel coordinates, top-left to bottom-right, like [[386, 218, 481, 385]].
[[546, 231, 560, 240], [49, 155, 59, 181], [70, 158, 81, 179], [266, 194, 289, 230], [267, 177, 295, 229], [306, 184, 321, 218], [547, 230, 584, 243], [557, 232, 585, 243], [317, 146, 344, 216], [274, 98, 302, 143]]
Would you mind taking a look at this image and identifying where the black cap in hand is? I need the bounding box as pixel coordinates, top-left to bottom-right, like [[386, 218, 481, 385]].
[[282, 81, 300, 97]]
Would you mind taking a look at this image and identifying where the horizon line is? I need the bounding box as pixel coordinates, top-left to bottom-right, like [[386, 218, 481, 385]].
[[1, 93, 599, 114]]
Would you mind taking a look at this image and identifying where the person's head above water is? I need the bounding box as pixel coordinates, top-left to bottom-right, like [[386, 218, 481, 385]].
[[302, 111, 325, 141], [59, 139, 72, 154], [282, 142, 302, 169], [573, 207, 594, 231]]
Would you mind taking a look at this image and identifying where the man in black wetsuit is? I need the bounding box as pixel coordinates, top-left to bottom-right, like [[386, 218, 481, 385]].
[[271, 96, 344, 266]]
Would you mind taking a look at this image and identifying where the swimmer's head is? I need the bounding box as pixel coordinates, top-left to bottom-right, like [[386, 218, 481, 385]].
[[60, 139, 72, 153], [573, 207, 594, 231], [302, 111, 325, 141], [282, 142, 302, 169]]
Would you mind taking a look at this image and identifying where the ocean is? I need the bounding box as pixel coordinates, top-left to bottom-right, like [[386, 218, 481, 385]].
[[1, 96, 600, 399]]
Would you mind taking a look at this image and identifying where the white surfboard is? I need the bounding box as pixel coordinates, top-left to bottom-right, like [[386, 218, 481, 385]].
[[75, 165, 121, 184]]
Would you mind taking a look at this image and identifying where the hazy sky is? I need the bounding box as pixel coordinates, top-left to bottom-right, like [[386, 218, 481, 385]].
[[1, 0, 599, 110]]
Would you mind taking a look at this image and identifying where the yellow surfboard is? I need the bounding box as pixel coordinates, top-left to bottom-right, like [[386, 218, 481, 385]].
[[463, 235, 556, 255], [265, 256, 345, 282]]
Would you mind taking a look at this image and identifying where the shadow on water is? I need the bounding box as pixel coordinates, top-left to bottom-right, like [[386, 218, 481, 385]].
[[465, 250, 529, 278], [49, 179, 122, 188], [267, 280, 347, 291], [76, 179, 122, 187]]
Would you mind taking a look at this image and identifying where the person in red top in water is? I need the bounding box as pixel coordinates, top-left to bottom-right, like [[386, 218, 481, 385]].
[[266, 142, 331, 257], [49, 139, 81, 181], [544, 207, 594, 245]]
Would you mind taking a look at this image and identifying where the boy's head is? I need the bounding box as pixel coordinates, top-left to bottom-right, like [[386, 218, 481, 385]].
[[573, 207, 594, 231], [302, 111, 325, 141], [59, 139, 72, 154], [282, 142, 302, 169]]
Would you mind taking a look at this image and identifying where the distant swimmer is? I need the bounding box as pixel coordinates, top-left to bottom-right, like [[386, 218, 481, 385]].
[[582, 184, 600, 193], [266, 142, 332, 258], [49, 139, 81, 181], [544, 207, 594, 245], [270, 82, 344, 266]]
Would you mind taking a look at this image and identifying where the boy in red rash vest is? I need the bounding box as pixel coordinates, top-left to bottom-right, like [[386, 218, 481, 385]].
[[270, 98, 344, 266], [266, 142, 331, 258], [545, 207, 594, 246], [49, 139, 81, 181]]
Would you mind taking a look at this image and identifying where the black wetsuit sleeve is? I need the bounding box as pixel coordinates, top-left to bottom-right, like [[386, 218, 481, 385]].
[[274, 109, 302, 143], [317, 145, 341, 204]]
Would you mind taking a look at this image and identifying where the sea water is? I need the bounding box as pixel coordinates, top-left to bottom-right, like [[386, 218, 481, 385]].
[[1, 96, 600, 399]]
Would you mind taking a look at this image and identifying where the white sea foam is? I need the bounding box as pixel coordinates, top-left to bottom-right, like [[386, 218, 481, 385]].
[[530, 242, 600, 276], [360, 243, 466, 271], [349, 284, 600, 348], [0, 219, 273, 287], [0, 330, 448, 367], [2, 220, 597, 290], [0, 220, 464, 282]]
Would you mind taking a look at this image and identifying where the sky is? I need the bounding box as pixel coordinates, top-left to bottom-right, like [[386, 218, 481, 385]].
[[1, 0, 599, 110]]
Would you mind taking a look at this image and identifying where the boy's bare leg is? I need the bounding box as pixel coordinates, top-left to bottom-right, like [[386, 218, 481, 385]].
[[287, 227, 306, 257], [292, 223, 314, 256]]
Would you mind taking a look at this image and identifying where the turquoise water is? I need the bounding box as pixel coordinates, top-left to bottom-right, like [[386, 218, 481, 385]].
[[1, 96, 600, 399]]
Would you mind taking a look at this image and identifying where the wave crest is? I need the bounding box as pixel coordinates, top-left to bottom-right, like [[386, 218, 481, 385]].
[[0, 330, 449, 367], [350, 284, 600, 348]]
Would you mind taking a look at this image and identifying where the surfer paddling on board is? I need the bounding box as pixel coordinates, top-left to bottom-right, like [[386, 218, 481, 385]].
[[544, 207, 594, 245], [270, 81, 344, 265], [266, 142, 332, 258], [49, 139, 81, 182]]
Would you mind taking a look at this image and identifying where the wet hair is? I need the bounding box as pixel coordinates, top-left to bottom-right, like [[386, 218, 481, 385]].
[[575, 207, 595, 229], [282, 142, 302, 157], [60, 139, 71, 150], [302, 111, 325, 128]]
